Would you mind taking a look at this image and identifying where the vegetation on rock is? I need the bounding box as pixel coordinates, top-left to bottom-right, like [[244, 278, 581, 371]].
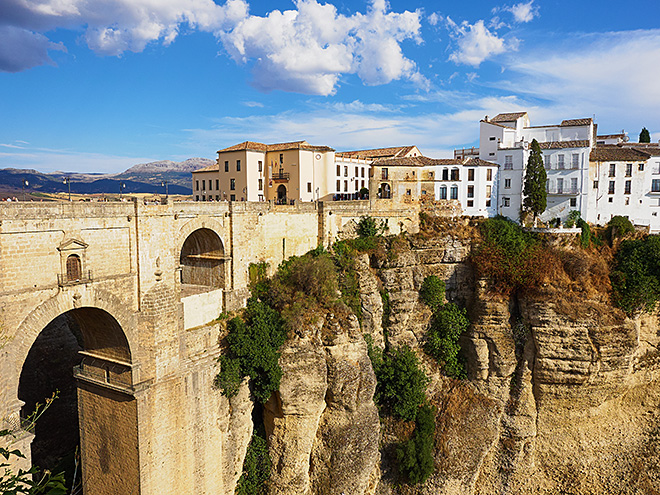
[[395, 403, 436, 484], [235, 424, 270, 495], [611, 235, 660, 314], [606, 215, 635, 244]]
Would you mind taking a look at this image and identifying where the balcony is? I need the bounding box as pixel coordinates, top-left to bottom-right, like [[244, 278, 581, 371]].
[[547, 188, 580, 195], [272, 170, 290, 182], [58, 270, 93, 287]]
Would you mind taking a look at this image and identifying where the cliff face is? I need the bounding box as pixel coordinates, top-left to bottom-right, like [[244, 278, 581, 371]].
[[255, 223, 660, 494]]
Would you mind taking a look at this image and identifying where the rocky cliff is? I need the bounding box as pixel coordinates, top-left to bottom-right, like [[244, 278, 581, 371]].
[[232, 219, 660, 494]]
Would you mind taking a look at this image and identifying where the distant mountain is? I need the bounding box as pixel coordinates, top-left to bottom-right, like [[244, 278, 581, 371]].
[[0, 158, 214, 196]]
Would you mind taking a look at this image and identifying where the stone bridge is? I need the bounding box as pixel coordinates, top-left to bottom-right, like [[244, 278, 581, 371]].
[[0, 199, 418, 494]]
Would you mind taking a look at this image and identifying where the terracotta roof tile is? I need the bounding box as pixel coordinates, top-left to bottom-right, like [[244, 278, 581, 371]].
[[464, 158, 499, 167], [491, 112, 528, 123], [589, 145, 650, 161], [338, 146, 417, 159], [372, 156, 462, 167], [193, 163, 220, 173], [218, 140, 333, 153], [560, 118, 592, 126]]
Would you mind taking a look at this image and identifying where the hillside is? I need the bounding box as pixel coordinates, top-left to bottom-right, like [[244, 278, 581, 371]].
[[0, 157, 213, 196]]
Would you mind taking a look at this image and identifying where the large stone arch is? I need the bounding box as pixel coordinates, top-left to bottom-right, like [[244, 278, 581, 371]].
[[3, 288, 140, 495], [176, 218, 229, 291]]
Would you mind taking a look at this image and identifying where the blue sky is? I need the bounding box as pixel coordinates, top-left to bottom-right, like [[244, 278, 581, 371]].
[[1, 0, 660, 173]]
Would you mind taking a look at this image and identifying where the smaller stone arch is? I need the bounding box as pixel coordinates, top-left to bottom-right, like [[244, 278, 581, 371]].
[[277, 184, 287, 204], [380, 183, 391, 199], [180, 228, 226, 289]]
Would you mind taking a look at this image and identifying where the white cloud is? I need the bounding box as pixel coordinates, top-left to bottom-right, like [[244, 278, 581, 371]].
[[428, 12, 440, 26], [505, 1, 537, 23], [446, 17, 508, 66], [220, 0, 425, 95], [242, 101, 264, 108]]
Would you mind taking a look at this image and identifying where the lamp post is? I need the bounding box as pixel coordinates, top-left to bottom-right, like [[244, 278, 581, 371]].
[[62, 177, 71, 202], [161, 180, 169, 196], [22, 179, 29, 201], [119, 182, 126, 201]]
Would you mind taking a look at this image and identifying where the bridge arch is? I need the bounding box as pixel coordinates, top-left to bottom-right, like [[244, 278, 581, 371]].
[[177, 218, 228, 291], [5, 290, 140, 495]]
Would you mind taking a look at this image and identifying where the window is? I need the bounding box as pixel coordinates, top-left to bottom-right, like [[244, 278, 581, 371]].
[[639, 163, 645, 171], [625, 180, 631, 194], [258, 161, 263, 172], [625, 197, 630, 205], [337, 180, 341, 192], [557, 155, 565, 170], [208, 180, 212, 191], [337, 164, 341, 176], [467, 200, 474, 207], [236, 160, 241, 172], [450, 185, 458, 200], [451, 168, 459, 181], [361, 168, 365, 178], [486, 199, 491, 207], [467, 185, 474, 198], [224, 161, 229, 172], [230, 178, 236, 190], [608, 197, 613, 203], [355, 182, 359, 192], [195, 180, 199, 191], [202, 195, 205, 201], [572, 154, 579, 169], [442, 168, 449, 180], [230, 194, 236, 201], [344, 180, 348, 192], [489, 136, 496, 141], [593, 180, 598, 189], [653, 179, 660, 192], [406, 189, 411, 196], [307, 182, 312, 193], [571, 177, 578, 192], [468, 169, 475, 181], [361, 180, 365, 189], [544, 155, 550, 169], [487, 169, 492, 181], [504, 178, 511, 189], [608, 180, 615, 194], [202, 180, 206, 190], [557, 178, 564, 194], [439, 186, 447, 199], [655, 162, 660, 174], [279, 154, 283, 164], [503, 197, 510, 207], [486, 185, 492, 198], [258, 179, 263, 191], [504, 155, 513, 170], [382, 168, 389, 179], [626, 163, 632, 177], [66, 254, 82, 282], [196, 195, 199, 201], [428, 171, 434, 179], [570, 198, 577, 207], [344, 166, 348, 177], [216, 179, 219, 190], [609, 163, 616, 177], [355, 167, 359, 176]]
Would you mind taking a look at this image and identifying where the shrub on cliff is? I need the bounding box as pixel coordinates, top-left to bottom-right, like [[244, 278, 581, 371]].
[[215, 298, 286, 403], [235, 425, 271, 495], [426, 303, 469, 379], [471, 216, 555, 294], [367, 342, 428, 422], [611, 235, 660, 314], [419, 275, 445, 313], [396, 403, 436, 484], [606, 216, 635, 244]]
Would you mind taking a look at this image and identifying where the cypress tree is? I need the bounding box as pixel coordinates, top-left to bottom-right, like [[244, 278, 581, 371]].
[[522, 138, 547, 221], [640, 127, 651, 143]]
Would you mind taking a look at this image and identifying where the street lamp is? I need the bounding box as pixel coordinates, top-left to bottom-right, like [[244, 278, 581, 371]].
[[22, 179, 29, 202], [62, 177, 71, 202], [161, 180, 169, 196], [119, 182, 126, 200]]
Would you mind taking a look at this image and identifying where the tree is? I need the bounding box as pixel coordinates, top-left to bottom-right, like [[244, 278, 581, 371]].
[[522, 139, 547, 221], [640, 127, 651, 143]]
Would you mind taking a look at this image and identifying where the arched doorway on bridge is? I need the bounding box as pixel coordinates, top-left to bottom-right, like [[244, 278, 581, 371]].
[[277, 185, 287, 204], [180, 228, 226, 292], [18, 307, 136, 495]]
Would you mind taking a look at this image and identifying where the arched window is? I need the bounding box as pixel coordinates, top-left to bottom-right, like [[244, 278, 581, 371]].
[[451, 168, 460, 181], [442, 168, 449, 181], [66, 254, 82, 282], [450, 185, 459, 200], [439, 185, 447, 200]]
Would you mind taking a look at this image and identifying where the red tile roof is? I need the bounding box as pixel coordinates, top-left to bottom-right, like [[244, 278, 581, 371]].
[[590, 145, 650, 161], [560, 118, 593, 127], [217, 140, 333, 153], [337, 145, 418, 159], [491, 112, 528, 123]]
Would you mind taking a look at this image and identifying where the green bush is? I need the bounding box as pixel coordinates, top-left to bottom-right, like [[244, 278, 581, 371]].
[[235, 427, 271, 495], [356, 216, 387, 238], [577, 218, 591, 249], [564, 210, 581, 228], [611, 235, 660, 314], [606, 216, 634, 243], [396, 404, 436, 484], [471, 216, 553, 294], [215, 298, 286, 403], [419, 276, 445, 313], [368, 343, 429, 422], [332, 241, 362, 320], [425, 303, 469, 379]]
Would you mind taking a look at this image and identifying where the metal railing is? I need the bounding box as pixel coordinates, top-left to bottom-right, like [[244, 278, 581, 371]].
[[58, 270, 93, 286]]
